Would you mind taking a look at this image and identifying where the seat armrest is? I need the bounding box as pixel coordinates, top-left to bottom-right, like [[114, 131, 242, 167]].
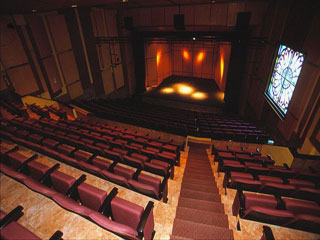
[[49, 230, 63, 240], [99, 187, 118, 217], [0, 206, 24, 230], [40, 164, 60, 187], [66, 174, 86, 201], [136, 201, 154, 239]]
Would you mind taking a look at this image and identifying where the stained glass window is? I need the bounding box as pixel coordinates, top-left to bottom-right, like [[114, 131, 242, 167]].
[[265, 44, 306, 117]]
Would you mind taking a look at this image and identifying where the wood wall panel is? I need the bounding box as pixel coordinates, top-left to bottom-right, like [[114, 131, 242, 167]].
[[182, 5, 195, 26], [91, 9, 105, 37], [194, 5, 210, 25], [104, 10, 118, 37], [42, 57, 62, 93], [67, 80, 83, 99], [164, 7, 178, 26], [6, 65, 39, 95], [211, 3, 228, 26], [101, 69, 114, 95], [58, 51, 79, 84], [227, 2, 246, 26], [27, 16, 51, 58], [0, 17, 28, 67], [47, 14, 71, 52], [114, 64, 124, 89], [151, 8, 165, 26]]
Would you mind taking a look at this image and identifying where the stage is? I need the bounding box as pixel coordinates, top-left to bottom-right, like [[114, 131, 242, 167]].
[[143, 76, 225, 113]]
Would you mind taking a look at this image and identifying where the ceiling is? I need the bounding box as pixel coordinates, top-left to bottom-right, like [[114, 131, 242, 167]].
[[0, 0, 221, 14]]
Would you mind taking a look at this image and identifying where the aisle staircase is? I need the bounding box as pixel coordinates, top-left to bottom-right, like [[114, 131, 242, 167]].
[[171, 142, 234, 239]]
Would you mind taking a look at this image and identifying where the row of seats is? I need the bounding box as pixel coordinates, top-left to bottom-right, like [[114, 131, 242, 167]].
[[0, 206, 63, 240], [223, 171, 320, 203], [0, 146, 155, 239], [73, 98, 270, 143], [45, 105, 67, 119], [232, 190, 320, 234], [26, 103, 50, 119], [11, 117, 177, 178], [1, 125, 169, 202]]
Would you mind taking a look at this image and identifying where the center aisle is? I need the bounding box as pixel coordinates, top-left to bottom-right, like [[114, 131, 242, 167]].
[[171, 142, 234, 239]]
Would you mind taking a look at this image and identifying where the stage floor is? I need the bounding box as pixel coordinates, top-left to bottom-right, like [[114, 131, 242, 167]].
[[143, 76, 225, 112]]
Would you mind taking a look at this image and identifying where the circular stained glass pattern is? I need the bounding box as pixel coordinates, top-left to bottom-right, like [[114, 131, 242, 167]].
[[266, 44, 305, 116]]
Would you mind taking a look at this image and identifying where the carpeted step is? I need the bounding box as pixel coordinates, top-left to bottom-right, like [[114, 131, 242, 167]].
[[171, 219, 234, 239], [170, 235, 193, 240], [184, 168, 213, 175], [184, 165, 211, 171], [180, 189, 221, 202], [183, 178, 213, 186], [178, 197, 225, 214], [183, 172, 214, 180], [181, 182, 219, 194], [175, 206, 230, 228]]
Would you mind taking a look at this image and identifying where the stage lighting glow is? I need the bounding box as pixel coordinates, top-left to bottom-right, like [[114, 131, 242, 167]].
[[161, 87, 174, 94], [220, 54, 224, 81], [191, 92, 207, 100], [183, 50, 190, 60], [156, 51, 161, 67], [215, 91, 225, 102], [197, 51, 205, 63], [175, 84, 194, 95]]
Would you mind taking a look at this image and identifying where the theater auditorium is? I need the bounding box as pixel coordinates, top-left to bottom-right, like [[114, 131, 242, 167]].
[[0, 0, 319, 239]]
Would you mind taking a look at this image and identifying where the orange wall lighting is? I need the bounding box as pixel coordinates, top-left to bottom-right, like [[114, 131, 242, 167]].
[[196, 51, 205, 63], [220, 53, 224, 82], [156, 51, 161, 67], [183, 50, 190, 60]]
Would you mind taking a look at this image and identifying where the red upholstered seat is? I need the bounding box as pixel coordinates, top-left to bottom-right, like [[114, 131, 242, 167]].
[[243, 206, 294, 226], [28, 133, 44, 143], [77, 161, 102, 176], [113, 148, 128, 156], [23, 178, 56, 197], [218, 152, 235, 160], [89, 212, 138, 239], [104, 149, 124, 162], [111, 197, 143, 230], [283, 198, 320, 216], [42, 139, 59, 149], [95, 142, 110, 150], [260, 182, 296, 196], [131, 153, 148, 163], [7, 152, 31, 170], [162, 144, 177, 153], [113, 165, 135, 180], [78, 182, 107, 211], [292, 187, 320, 202], [138, 173, 161, 196], [57, 144, 75, 156], [232, 178, 262, 192], [0, 163, 26, 182], [247, 166, 269, 175], [0, 145, 18, 156], [51, 170, 76, 195], [258, 175, 283, 184], [146, 147, 160, 153], [286, 214, 320, 233], [244, 193, 277, 209], [0, 220, 40, 240], [27, 161, 50, 181], [244, 162, 262, 167], [74, 150, 93, 162], [130, 143, 144, 149], [124, 155, 144, 168], [81, 138, 95, 145], [53, 193, 93, 217], [141, 149, 157, 159], [288, 178, 315, 188], [128, 179, 159, 198], [102, 170, 129, 187], [92, 156, 112, 170], [230, 172, 253, 180]]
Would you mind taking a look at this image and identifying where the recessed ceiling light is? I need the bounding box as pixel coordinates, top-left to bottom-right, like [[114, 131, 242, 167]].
[[71, 4, 77, 8], [32, 9, 37, 13], [192, 37, 196, 41], [122, 0, 128, 3]]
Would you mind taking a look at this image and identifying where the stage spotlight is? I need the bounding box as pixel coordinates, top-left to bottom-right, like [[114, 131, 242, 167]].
[[192, 37, 196, 41], [192, 92, 207, 100], [161, 87, 174, 94], [183, 50, 190, 60], [174, 84, 193, 95]]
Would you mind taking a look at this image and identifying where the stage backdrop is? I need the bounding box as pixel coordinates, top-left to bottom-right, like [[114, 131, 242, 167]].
[[144, 41, 230, 91]]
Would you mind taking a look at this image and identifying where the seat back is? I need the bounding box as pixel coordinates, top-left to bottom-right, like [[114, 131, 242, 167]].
[[78, 182, 108, 211], [51, 170, 76, 195]]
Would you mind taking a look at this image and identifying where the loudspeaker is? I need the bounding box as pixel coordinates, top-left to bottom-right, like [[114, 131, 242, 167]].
[[124, 16, 133, 30], [174, 14, 185, 30], [236, 12, 251, 29]]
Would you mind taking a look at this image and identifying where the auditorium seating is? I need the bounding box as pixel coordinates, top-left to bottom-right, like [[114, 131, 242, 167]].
[[0, 118, 170, 202], [0, 206, 63, 240], [72, 98, 270, 143], [232, 190, 320, 234], [0, 148, 156, 239]]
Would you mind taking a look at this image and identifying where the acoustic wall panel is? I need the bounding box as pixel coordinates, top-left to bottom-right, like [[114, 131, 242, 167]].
[[227, 2, 246, 26], [6, 65, 39, 95], [194, 5, 211, 26], [151, 7, 165, 26], [101, 69, 114, 95], [47, 14, 71, 52], [58, 51, 79, 85], [114, 64, 124, 89], [67, 80, 83, 99], [42, 57, 62, 94]]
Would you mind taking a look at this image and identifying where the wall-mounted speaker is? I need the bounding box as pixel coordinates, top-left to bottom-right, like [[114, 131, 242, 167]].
[[174, 14, 185, 30], [236, 12, 251, 30], [124, 16, 133, 30]]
